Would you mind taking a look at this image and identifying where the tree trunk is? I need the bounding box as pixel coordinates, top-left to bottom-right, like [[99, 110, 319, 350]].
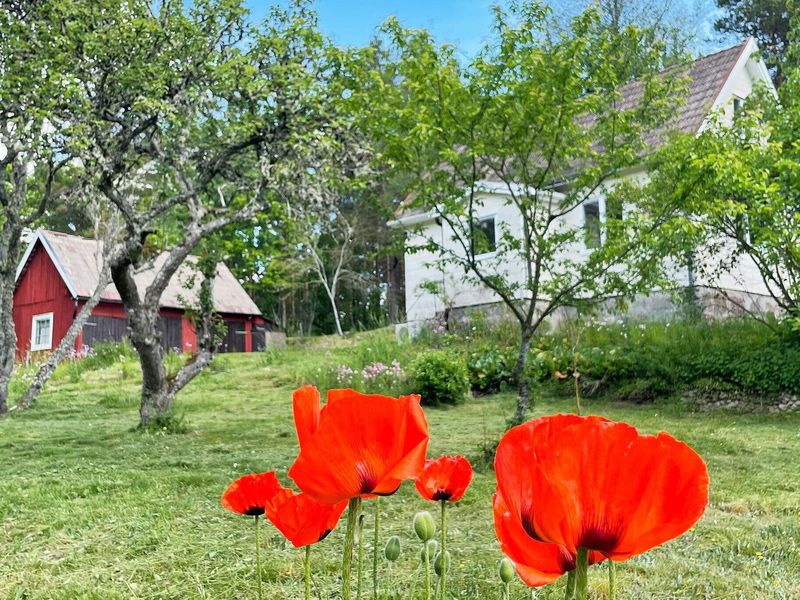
[[19, 267, 112, 409], [0, 225, 22, 416], [0, 281, 16, 415], [111, 257, 170, 427], [511, 328, 535, 426], [326, 287, 344, 337]]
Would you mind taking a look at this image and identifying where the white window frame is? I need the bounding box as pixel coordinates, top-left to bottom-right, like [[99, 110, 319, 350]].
[[30, 312, 54, 352]]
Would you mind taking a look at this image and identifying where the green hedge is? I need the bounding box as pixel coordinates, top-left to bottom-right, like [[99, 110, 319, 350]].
[[533, 319, 800, 399], [409, 351, 471, 406]]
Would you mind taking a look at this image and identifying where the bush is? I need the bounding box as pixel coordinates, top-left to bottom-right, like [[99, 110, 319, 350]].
[[466, 344, 516, 393], [409, 351, 470, 407]]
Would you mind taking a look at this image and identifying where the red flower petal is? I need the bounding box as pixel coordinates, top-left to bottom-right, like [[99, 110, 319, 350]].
[[495, 414, 709, 561], [492, 491, 574, 587], [221, 471, 283, 517], [415, 455, 474, 502], [265, 486, 347, 547], [288, 388, 429, 504], [293, 385, 321, 448]]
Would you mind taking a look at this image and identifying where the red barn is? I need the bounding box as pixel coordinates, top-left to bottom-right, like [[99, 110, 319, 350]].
[[13, 230, 272, 359]]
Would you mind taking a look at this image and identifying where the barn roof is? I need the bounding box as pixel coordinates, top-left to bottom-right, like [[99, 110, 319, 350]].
[[16, 230, 262, 317]]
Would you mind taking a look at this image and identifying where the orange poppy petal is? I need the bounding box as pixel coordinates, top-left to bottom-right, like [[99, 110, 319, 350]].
[[497, 415, 708, 561], [493, 492, 573, 587], [293, 386, 321, 448], [415, 455, 474, 502], [221, 471, 283, 517], [265, 487, 348, 547], [289, 389, 430, 504]]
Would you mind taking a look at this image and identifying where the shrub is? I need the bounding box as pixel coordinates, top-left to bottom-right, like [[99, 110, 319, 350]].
[[466, 344, 516, 393], [409, 351, 470, 407]]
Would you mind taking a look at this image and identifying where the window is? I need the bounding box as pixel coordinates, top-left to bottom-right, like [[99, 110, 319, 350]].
[[471, 216, 497, 256], [583, 202, 601, 249], [31, 312, 53, 351], [733, 95, 744, 116]]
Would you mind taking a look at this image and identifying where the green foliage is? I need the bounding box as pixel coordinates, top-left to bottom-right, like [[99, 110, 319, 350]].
[[136, 411, 189, 435], [409, 351, 470, 407], [466, 344, 517, 394], [537, 319, 800, 401]]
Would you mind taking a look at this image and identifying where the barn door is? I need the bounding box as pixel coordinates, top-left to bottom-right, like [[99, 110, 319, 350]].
[[252, 325, 266, 352], [82, 316, 129, 347], [157, 317, 183, 352], [220, 321, 246, 353]]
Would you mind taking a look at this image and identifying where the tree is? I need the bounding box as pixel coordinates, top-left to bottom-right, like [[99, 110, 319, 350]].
[[645, 30, 800, 326], [63, 0, 358, 426], [0, 1, 86, 414], [553, 0, 695, 69], [715, 0, 792, 85], [367, 2, 687, 423]]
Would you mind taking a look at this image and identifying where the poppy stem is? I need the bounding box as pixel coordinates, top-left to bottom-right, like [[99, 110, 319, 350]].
[[254, 515, 263, 600], [608, 560, 616, 600], [439, 500, 447, 600], [424, 541, 431, 600], [305, 545, 311, 600], [357, 514, 365, 600], [342, 497, 362, 600], [564, 570, 575, 600], [574, 548, 589, 600], [372, 498, 380, 600]]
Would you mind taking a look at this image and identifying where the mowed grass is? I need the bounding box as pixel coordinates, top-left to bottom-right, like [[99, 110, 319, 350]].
[[1, 337, 799, 599]]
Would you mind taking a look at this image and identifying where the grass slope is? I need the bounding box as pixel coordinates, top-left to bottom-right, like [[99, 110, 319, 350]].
[[1, 338, 799, 599]]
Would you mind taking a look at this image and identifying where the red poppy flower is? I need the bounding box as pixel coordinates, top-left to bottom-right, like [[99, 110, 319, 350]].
[[288, 386, 429, 504], [494, 414, 709, 563], [493, 490, 605, 587], [415, 455, 474, 502], [221, 471, 283, 517], [265, 485, 348, 547]]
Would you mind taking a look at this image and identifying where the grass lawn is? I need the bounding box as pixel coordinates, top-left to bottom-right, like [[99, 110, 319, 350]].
[[1, 336, 799, 599]]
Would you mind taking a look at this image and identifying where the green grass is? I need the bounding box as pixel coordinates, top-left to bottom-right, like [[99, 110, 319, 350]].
[[1, 335, 799, 599]]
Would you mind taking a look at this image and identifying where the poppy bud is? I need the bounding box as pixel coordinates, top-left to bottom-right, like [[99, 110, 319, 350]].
[[419, 540, 438, 563], [413, 511, 436, 541], [384, 536, 401, 562], [498, 557, 515, 583], [433, 550, 451, 576]]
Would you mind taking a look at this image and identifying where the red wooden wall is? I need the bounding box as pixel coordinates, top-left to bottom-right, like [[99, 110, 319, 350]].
[[13, 245, 77, 358]]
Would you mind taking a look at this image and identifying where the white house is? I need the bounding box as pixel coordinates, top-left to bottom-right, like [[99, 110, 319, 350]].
[[391, 39, 778, 332]]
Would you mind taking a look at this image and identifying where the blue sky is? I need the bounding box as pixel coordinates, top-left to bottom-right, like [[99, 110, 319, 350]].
[[247, 1, 732, 58]]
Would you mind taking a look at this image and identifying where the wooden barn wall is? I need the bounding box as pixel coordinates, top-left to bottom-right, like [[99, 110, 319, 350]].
[[13, 245, 76, 358]]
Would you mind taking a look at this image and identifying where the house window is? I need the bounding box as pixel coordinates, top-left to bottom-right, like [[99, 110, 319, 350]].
[[31, 312, 54, 351], [583, 202, 601, 249], [472, 216, 496, 256], [733, 95, 744, 116]]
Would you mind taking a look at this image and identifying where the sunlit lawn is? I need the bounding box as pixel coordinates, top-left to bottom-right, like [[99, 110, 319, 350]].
[[1, 337, 799, 599]]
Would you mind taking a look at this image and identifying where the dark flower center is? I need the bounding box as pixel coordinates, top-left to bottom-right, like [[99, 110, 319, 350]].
[[245, 506, 265, 516], [578, 516, 622, 554], [356, 462, 378, 494], [432, 489, 453, 501], [520, 504, 543, 541]]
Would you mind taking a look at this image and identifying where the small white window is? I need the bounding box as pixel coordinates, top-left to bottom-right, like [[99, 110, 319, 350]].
[[31, 312, 53, 351]]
